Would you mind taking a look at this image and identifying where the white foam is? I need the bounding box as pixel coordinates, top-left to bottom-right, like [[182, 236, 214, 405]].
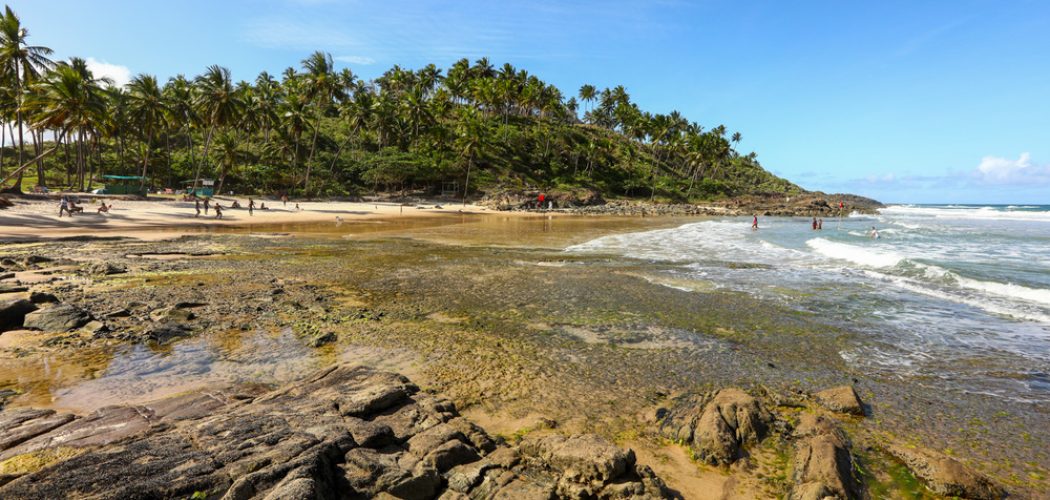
[[954, 276, 1050, 308], [806, 238, 904, 268], [881, 205, 1050, 223]]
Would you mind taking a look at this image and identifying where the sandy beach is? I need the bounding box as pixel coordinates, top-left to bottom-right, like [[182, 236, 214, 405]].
[[0, 195, 515, 240]]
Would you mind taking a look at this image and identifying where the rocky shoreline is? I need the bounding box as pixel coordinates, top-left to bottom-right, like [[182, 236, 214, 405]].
[[481, 189, 883, 217], [0, 227, 1042, 498]]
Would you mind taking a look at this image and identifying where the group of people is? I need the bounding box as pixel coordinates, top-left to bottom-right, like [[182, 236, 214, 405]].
[[194, 196, 275, 219], [58, 196, 112, 217], [749, 214, 880, 239]]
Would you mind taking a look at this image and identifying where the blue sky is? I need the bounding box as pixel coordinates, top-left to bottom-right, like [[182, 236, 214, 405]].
[[9, 0, 1050, 203]]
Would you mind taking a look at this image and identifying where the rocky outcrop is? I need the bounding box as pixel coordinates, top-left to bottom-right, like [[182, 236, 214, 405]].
[[790, 413, 860, 500], [21, 304, 91, 332], [0, 364, 671, 499], [814, 386, 865, 416], [658, 388, 773, 465], [0, 299, 37, 332], [886, 443, 1005, 500]]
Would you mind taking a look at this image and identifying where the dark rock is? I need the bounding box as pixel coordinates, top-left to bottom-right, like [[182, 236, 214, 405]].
[[0, 272, 14, 280], [308, 331, 336, 347], [144, 322, 191, 343], [814, 385, 865, 416], [0, 299, 37, 331], [0, 284, 28, 294], [27, 291, 58, 304], [886, 443, 1005, 499], [22, 304, 90, 332]]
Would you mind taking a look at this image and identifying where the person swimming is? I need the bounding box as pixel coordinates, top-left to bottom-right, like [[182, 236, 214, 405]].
[[870, 226, 880, 239]]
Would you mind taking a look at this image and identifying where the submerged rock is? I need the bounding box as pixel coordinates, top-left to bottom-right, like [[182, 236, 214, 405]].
[[0, 364, 671, 499], [22, 304, 90, 332], [814, 385, 865, 416], [658, 388, 773, 465], [886, 443, 1005, 499]]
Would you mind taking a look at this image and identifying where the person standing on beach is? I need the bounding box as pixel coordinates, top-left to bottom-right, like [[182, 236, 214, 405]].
[[59, 196, 72, 217], [204, 198, 210, 215], [537, 193, 545, 210], [248, 198, 255, 216], [751, 215, 759, 230], [282, 194, 288, 207], [195, 199, 201, 218], [214, 204, 223, 219]]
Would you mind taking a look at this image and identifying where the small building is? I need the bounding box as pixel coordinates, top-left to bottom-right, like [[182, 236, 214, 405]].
[[183, 178, 215, 197], [98, 175, 149, 196]]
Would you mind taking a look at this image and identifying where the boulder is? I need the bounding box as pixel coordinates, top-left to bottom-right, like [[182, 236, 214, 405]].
[[791, 413, 860, 500], [659, 388, 773, 465], [814, 386, 865, 416], [0, 299, 37, 331], [886, 443, 1004, 499], [22, 304, 90, 332], [144, 322, 191, 343]]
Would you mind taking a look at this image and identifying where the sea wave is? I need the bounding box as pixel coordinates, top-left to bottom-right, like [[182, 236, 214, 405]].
[[805, 238, 904, 268], [881, 205, 1050, 222]]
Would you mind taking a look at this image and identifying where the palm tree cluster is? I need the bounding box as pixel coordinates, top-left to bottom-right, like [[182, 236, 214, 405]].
[[0, 5, 798, 200]]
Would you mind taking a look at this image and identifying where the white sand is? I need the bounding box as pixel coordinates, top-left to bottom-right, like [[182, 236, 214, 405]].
[[0, 195, 507, 240]]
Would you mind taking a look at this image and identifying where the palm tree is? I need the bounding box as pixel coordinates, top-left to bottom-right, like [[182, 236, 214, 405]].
[[192, 65, 239, 192], [300, 50, 340, 194], [163, 74, 198, 181], [0, 5, 52, 191], [455, 108, 486, 205], [578, 84, 596, 121], [25, 64, 105, 191], [127, 74, 168, 192]]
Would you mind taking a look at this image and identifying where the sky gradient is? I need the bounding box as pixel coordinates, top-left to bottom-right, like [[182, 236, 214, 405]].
[[9, 0, 1050, 203]]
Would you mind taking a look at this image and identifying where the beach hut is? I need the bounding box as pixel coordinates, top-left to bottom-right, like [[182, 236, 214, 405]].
[[183, 178, 215, 197], [97, 175, 149, 196]]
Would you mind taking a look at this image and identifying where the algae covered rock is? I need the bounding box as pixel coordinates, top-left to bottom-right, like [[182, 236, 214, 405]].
[[814, 385, 865, 416], [22, 304, 90, 332], [659, 388, 773, 465]]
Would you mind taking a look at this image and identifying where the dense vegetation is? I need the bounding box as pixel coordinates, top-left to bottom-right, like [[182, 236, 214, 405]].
[[0, 5, 800, 201]]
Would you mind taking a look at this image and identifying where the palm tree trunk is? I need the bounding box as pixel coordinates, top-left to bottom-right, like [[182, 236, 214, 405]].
[[462, 155, 472, 206], [139, 127, 153, 194], [0, 123, 6, 178], [304, 107, 323, 194], [193, 125, 215, 193], [12, 71, 24, 192], [34, 130, 45, 188]]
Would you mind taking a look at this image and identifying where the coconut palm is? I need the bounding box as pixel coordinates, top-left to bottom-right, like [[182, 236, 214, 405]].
[[127, 74, 168, 191], [25, 64, 105, 190], [300, 50, 340, 193], [0, 5, 52, 191], [192, 65, 240, 190]]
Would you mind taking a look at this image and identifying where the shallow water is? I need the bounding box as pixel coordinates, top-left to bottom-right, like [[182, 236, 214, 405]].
[[567, 204, 1050, 403]]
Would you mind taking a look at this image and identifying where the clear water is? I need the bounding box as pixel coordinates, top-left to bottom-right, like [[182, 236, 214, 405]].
[[567, 205, 1050, 402]]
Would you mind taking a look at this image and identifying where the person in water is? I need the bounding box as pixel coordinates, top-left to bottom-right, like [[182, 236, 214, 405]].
[[812, 217, 818, 230], [818, 218, 823, 230], [870, 226, 880, 239], [751, 215, 759, 230]]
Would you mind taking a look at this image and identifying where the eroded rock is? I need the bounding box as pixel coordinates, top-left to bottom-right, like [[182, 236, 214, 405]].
[[886, 443, 1005, 500], [814, 386, 865, 416], [0, 365, 672, 499], [791, 413, 860, 500], [659, 388, 773, 465]]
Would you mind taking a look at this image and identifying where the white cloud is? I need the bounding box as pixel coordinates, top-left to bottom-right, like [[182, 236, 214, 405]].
[[85, 57, 131, 87], [334, 55, 376, 65], [974, 152, 1050, 185]]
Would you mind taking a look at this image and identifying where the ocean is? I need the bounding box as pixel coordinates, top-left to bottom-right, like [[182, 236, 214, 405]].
[[567, 204, 1050, 403]]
